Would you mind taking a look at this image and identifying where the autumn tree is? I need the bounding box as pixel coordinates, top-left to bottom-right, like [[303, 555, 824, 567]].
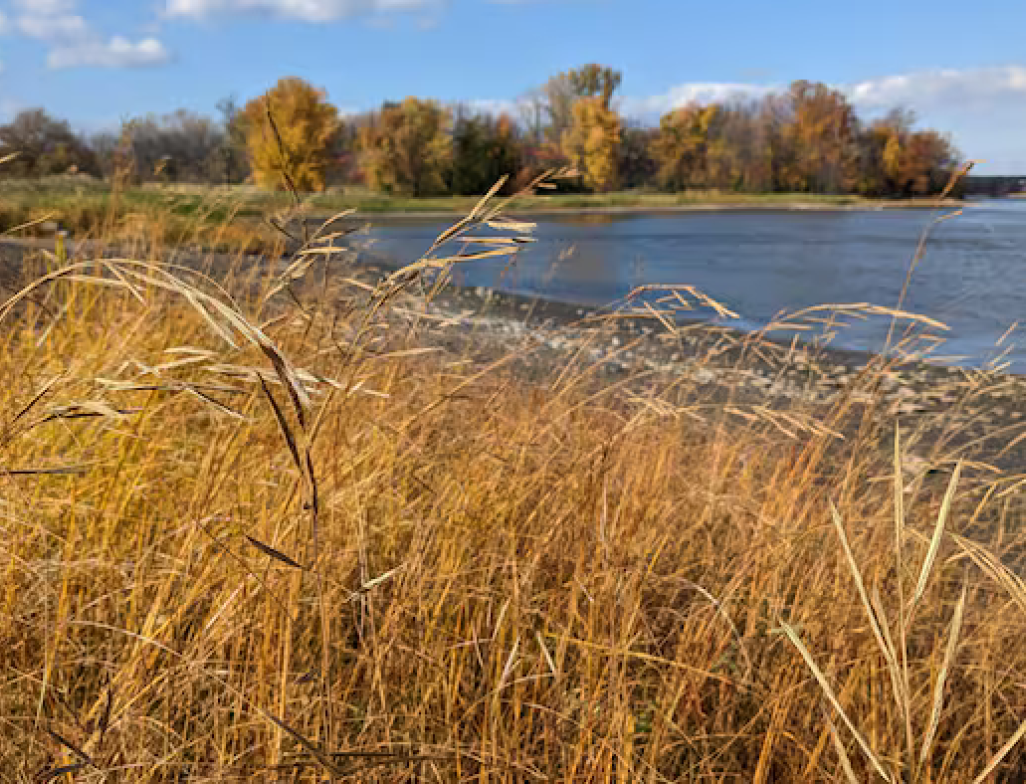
[[240, 77, 341, 192], [450, 108, 522, 195], [357, 97, 452, 196], [855, 109, 958, 196], [652, 103, 722, 190], [0, 109, 98, 177], [562, 97, 622, 191], [779, 80, 861, 193], [541, 64, 622, 145], [550, 64, 623, 192]]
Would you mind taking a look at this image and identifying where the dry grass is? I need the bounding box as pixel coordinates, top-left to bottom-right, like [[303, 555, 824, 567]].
[[2, 174, 1026, 783]]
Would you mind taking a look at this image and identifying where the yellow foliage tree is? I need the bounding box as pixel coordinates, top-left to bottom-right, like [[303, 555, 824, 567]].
[[357, 98, 452, 196], [561, 97, 622, 192], [652, 103, 722, 190], [241, 77, 340, 192]]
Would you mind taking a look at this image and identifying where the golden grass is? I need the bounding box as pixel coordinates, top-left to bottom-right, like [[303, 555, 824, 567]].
[[2, 175, 1026, 783]]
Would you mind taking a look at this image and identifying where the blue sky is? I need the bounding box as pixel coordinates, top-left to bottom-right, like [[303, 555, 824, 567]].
[[2, 0, 1026, 173]]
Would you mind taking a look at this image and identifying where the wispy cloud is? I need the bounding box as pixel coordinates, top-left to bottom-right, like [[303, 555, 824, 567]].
[[848, 66, 1026, 110], [164, 0, 440, 22], [464, 97, 519, 116], [13, 0, 78, 13], [622, 82, 775, 118], [12, 0, 171, 69], [46, 36, 170, 69], [624, 66, 1026, 119]]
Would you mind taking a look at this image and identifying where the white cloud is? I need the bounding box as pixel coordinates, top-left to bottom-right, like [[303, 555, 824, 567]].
[[626, 66, 1026, 120], [848, 66, 1026, 111], [13, 0, 77, 13], [0, 11, 8, 34], [12, 0, 171, 69], [47, 36, 170, 68], [165, 0, 437, 22], [16, 12, 90, 41]]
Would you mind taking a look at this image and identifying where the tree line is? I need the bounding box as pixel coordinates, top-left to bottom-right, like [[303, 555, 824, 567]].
[[0, 65, 961, 197]]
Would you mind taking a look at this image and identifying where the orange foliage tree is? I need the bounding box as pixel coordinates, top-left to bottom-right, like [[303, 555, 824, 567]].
[[873, 111, 958, 195], [779, 80, 861, 193], [240, 77, 340, 192]]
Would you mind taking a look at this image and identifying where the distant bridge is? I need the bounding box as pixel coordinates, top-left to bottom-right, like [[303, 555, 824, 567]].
[[962, 175, 1026, 197]]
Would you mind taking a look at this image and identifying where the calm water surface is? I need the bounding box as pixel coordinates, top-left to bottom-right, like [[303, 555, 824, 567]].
[[362, 199, 1026, 369]]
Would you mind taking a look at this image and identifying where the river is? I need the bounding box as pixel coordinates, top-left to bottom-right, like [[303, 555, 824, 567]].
[[359, 199, 1026, 370]]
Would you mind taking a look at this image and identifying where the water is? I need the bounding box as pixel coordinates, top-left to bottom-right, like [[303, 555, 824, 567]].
[[360, 199, 1026, 370]]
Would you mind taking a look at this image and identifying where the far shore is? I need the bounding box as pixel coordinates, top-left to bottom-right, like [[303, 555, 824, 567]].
[[309, 197, 960, 223], [0, 177, 963, 237]]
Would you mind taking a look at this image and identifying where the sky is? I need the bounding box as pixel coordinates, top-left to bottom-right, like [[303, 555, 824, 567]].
[[2, 0, 1026, 174]]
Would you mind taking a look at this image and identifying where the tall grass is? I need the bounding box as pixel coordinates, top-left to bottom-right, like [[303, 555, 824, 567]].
[[2, 174, 1026, 783]]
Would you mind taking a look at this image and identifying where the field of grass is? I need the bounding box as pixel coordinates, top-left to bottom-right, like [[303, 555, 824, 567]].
[[2, 180, 1026, 783]]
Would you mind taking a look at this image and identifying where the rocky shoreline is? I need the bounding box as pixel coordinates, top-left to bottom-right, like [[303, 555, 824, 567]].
[[375, 279, 1026, 482]]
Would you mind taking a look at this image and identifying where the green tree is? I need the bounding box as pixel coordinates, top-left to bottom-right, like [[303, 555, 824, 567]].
[[357, 97, 452, 196], [617, 123, 659, 190], [451, 109, 522, 195], [240, 77, 341, 192]]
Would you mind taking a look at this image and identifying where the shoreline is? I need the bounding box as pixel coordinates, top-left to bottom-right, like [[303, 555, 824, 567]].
[[0, 233, 1006, 379], [383, 281, 1026, 476], [6, 235, 1026, 474], [304, 198, 960, 224]]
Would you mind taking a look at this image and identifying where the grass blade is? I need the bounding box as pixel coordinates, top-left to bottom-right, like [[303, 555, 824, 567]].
[[780, 621, 894, 782], [824, 706, 860, 784], [829, 502, 905, 714], [245, 535, 306, 570], [972, 716, 1026, 784], [919, 578, 967, 767], [910, 461, 962, 614]]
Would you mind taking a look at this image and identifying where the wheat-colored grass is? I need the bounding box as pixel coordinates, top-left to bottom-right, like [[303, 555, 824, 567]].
[[1, 174, 1026, 783]]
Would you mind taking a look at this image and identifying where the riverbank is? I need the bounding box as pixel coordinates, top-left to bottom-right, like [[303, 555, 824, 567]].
[[305, 197, 959, 225], [381, 279, 1026, 478], [0, 177, 959, 238]]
